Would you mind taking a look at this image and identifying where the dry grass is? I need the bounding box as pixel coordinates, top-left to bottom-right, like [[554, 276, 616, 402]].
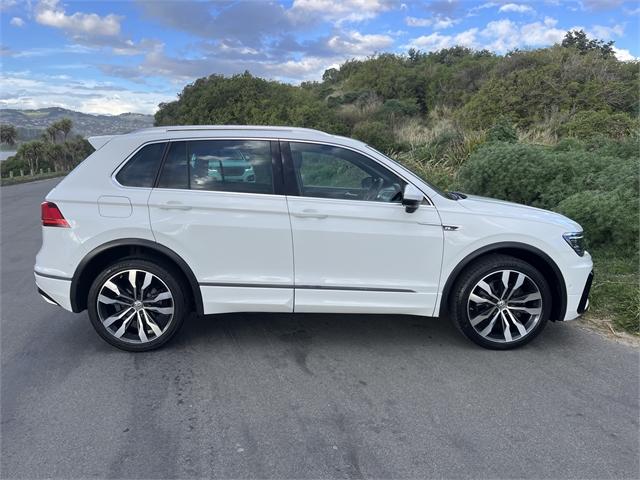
[[336, 95, 383, 126]]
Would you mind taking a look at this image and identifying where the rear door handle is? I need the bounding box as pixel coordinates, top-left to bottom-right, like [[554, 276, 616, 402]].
[[158, 201, 192, 211], [292, 209, 328, 219]]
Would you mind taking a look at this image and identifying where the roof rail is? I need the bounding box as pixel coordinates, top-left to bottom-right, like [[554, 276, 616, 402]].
[[131, 125, 331, 135]]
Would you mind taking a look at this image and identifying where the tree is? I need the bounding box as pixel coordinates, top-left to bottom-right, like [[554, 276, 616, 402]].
[[0, 124, 17, 146], [45, 125, 59, 144], [56, 118, 73, 141], [17, 141, 45, 174], [561, 30, 615, 58]]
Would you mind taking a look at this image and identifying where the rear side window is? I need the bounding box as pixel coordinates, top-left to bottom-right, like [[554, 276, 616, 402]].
[[157, 142, 188, 189], [157, 140, 274, 194], [116, 142, 166, 187]]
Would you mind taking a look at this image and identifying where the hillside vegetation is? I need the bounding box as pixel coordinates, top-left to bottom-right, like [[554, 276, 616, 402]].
[[0, 107, 153, 143], [155, 31, 639, 334], [0, 120, 93, 179]]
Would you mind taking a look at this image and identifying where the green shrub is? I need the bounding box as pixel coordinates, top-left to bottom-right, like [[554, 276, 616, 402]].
[[555, 190, 639, 252], [0, 154, 25, 177], [561, 110, 638, 140], [456, 142, 635, 209], [352, 120, 397, 152], [486, 117, 517, 143]]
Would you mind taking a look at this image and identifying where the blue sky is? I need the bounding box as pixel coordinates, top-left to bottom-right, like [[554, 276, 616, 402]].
[[1, 0, 638, 115]]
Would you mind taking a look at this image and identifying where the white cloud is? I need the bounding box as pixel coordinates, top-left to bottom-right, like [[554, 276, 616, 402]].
[[9, 44, 97, 58], [405, 16, 432, 27], [326, 30, 394, 55], [613, 47, 638, 62], [589, 24, 624, 40], [405, 15, 457, 30], [0, 71, 174, 115], [290, 0, 393, 24], [10, 16, 24, 27], [0, 0, 18, 11], [434, 17, 458, 30], [404, 16, 573, 53], [477, 17, 569, 52], [35, 0, 122, 36], [498, 3, 535, 14], [404, 29, 478, 51]]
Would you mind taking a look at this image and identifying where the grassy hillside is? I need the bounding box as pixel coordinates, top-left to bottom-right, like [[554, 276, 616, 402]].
[[155, 34, 639, 334]]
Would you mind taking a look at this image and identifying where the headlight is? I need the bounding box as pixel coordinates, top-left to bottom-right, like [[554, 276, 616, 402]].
[[563, 232, 585, 256]]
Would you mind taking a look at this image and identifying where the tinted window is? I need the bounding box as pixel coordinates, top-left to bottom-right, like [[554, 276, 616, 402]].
[[289, 142, 403, 202], [157, 141, 188, 189], [116, 142, 166, 187], [156, 140, 274, 194]]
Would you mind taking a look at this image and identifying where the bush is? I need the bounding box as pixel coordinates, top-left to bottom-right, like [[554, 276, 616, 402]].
[[555, 190, 639, 252], [456, 142, 634, 209], [486, 117, 517, 143], [561, 110, 638, 140], [352, 120, 398, 152], [0, 155, 25, 177]]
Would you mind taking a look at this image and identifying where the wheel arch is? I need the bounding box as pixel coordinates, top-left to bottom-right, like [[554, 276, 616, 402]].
[[440, 242, 567, 321], [70, 238, 203, 315]]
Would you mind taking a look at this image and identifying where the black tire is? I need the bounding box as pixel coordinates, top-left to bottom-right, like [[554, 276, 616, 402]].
[[449, 254, 551, 350], [87, 258, 188, 352]]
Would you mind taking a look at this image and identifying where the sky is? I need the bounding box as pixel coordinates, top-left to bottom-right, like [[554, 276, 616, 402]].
[[1, 0, 638, 115]]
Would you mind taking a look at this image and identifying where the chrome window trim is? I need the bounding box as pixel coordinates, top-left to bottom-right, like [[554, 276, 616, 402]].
[[280, 138, 434, 206], [111, 137, 279, 195], [110, 135, 434, 206]]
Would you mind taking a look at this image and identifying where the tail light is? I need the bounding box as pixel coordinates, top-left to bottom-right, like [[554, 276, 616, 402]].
[[41, 202, 70, 228]]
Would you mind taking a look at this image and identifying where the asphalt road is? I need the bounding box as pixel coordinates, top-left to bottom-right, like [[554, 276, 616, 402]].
[[1, 178, 638, 479]]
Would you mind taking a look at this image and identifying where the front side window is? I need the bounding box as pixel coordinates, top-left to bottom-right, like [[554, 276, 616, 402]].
[[116, 142, 166, 187], [157, 140, 274, 194], [289, 142, 404, 202]]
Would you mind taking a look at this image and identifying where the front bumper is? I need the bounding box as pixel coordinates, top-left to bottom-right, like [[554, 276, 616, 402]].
[[577, 271, 594, 315], [563, 266, 594, 321]]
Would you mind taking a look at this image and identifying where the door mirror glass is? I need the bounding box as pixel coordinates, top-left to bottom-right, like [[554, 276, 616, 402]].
[[402, 184, 423, 213]]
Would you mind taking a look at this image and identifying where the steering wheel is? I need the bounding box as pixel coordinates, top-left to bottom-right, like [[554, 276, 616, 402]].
[[363, 177, 384, 201]]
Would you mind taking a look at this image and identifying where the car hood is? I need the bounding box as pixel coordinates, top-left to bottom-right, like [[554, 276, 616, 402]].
[[457, 194, 582, 231]]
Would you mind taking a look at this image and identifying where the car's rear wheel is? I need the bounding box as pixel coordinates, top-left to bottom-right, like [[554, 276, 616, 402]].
[[87, 259, 187, 351], [449, 255, 551, 349]]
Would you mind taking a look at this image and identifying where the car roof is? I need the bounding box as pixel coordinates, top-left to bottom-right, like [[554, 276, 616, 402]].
[[88, 125, 362, 149]]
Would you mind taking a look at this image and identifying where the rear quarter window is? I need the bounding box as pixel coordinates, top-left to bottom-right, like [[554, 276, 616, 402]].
[[116, 142, 167, 188]]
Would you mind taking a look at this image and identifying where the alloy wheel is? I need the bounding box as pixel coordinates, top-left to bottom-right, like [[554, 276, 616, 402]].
[[96, 269, 174, 344], [466, 269, 542, 344]]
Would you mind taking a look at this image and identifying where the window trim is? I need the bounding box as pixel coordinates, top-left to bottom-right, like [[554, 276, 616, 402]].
[[280, 139, 433, 206], [112, 137, 284, 196], [111, 140, 169, 190]]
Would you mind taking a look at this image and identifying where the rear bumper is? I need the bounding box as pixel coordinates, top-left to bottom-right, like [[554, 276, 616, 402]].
[[34, 272, 73, 312]]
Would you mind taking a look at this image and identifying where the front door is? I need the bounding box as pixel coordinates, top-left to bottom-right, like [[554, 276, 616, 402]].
[[148, 139, 294, 314], [283, 141, 444, 316]]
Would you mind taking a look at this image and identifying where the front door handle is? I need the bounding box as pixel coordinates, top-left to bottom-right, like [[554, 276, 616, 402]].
[[292, 209, 328, 219], [158, 201, 192, 211]]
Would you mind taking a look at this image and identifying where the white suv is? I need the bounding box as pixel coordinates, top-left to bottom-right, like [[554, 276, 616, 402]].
[[35, 126, 593, 351]]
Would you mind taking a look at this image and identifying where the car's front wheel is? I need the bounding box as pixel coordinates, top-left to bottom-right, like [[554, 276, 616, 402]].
[[449, 254, 551, 349], [87, 259, 187, 351]]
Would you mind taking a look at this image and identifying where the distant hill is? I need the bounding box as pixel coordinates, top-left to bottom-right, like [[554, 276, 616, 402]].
[[0, 107, 154, 141]]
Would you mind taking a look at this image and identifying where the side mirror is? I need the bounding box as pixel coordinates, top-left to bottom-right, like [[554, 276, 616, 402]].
[[402, 184, 423, 213]]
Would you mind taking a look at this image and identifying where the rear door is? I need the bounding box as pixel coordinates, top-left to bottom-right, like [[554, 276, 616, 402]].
[[282, 141, 444, 316], [148, 139, 294, 314]]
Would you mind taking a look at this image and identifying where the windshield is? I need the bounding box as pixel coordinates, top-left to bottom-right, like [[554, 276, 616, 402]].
[[364, 145, 453, 199]]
